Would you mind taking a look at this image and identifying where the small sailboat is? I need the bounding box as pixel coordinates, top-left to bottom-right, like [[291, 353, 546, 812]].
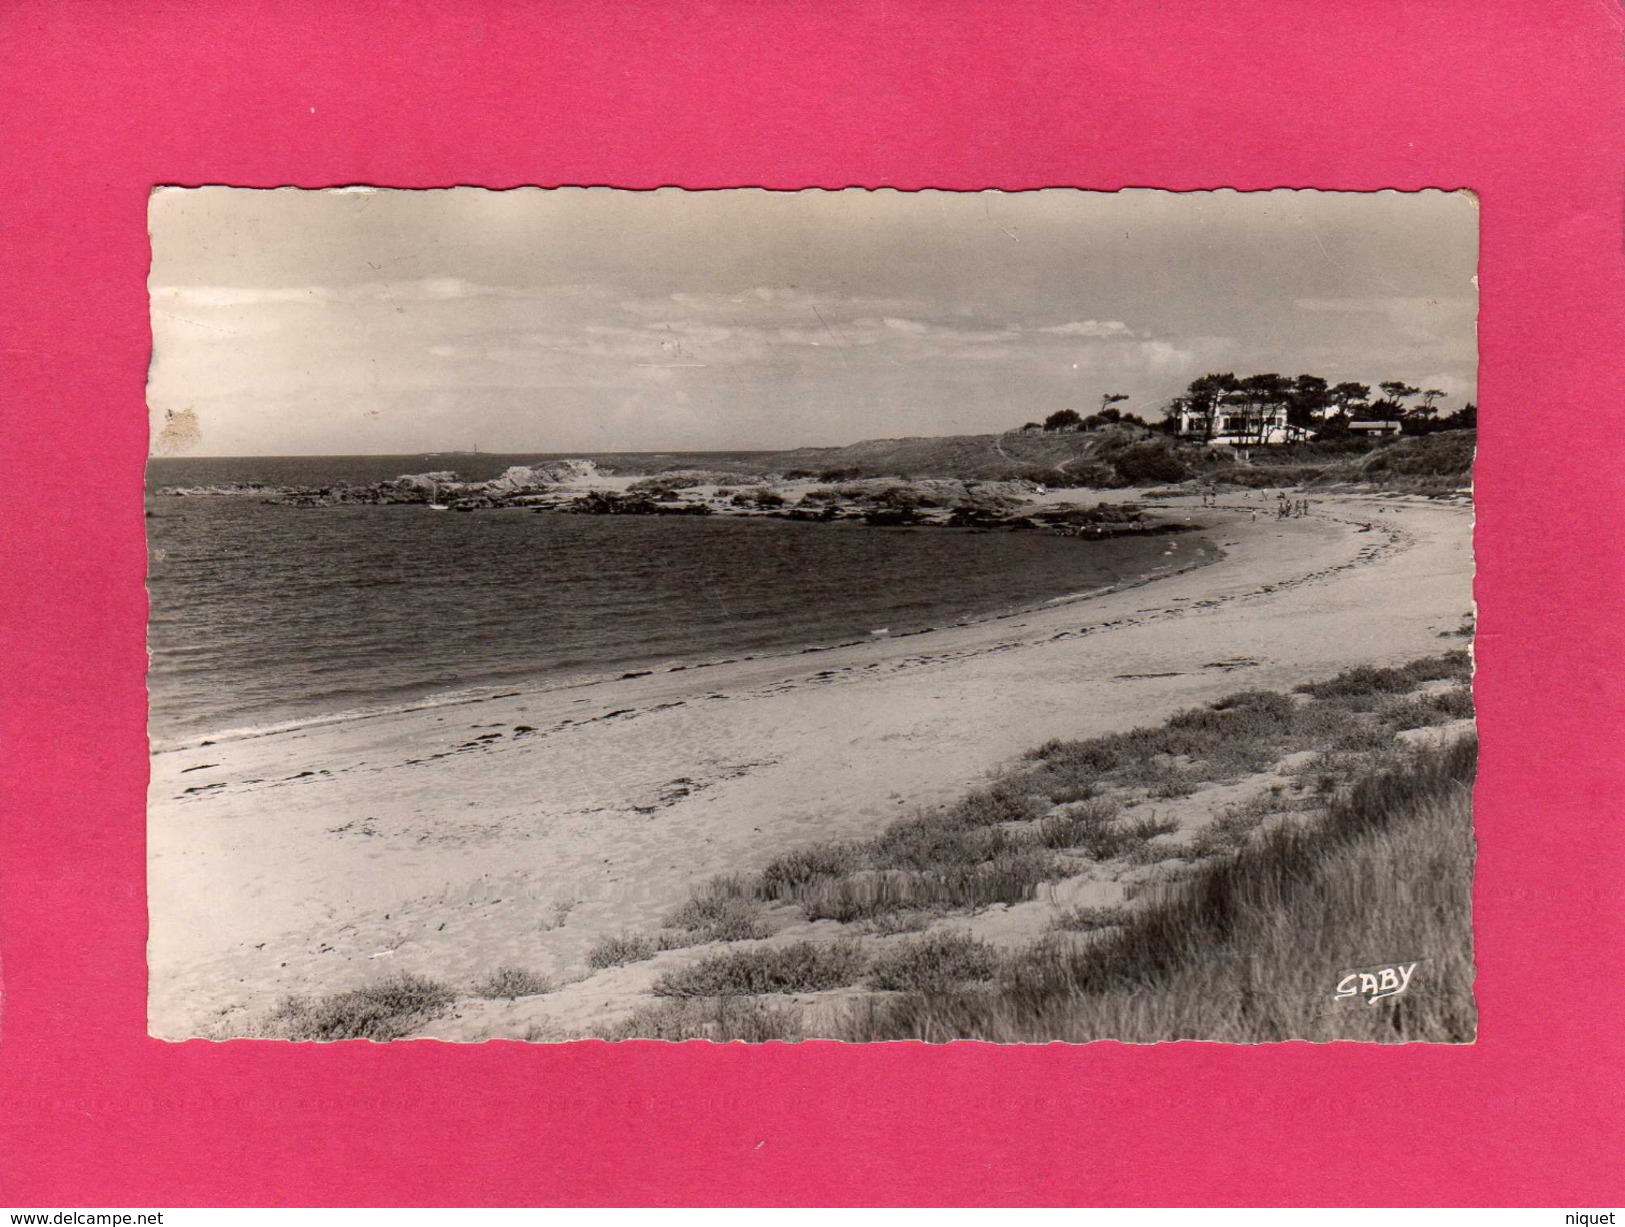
[[427, 479, 449, 511]]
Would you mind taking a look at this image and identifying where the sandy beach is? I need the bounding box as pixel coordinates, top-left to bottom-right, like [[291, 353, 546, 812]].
[[147, 490, 1474, 1039]]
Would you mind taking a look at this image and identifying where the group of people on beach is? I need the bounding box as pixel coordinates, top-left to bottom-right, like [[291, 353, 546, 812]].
[[1230, 489, 1314, 520], [1277, 492, 1312, 519], [1199, 487, 1311, 519]]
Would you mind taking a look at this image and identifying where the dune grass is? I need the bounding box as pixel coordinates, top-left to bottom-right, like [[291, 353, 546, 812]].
[[789, 851, 1066, 922], [470, 967, 554, 999], [1050, 904, 1133, 932], [652, 940, 868, 998], [838, 735, 1477, 1043], [585, 931, 671, 969], [1294, 651, 1468, 700], [591, 653, 1473, 1043], [865, 931, 1001, 992], [600, 996, 808, 1042], [670, 653, 1470, 935], [663, 878, 773, 942], [265, 972, 454, 1041]]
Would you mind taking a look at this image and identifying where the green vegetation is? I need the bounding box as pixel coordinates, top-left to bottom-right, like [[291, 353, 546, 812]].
[[265, 972, 454, 1041], [652, 941, 868, 998], [1348, 431, 1477, 493], [1294, 651, 1469, 700], [839, 736, 1477, 1043], [663, 878, 773, 942], [585, 931, 666, 969], [1051, 905, 1133, 932], [600, 996, 807, 1042], [470, 967, 555, 999], [865, 931, 1001, 992]]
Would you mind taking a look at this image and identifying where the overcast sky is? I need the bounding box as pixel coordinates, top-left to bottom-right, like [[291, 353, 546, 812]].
[[148, 187, 1477, 456]]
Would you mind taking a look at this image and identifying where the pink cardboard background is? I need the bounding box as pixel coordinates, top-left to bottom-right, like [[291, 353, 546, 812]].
[[1, 0, 1621, 1206]]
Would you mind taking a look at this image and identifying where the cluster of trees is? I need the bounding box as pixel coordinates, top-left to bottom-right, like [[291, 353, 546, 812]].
[[1168, 372, 1474, 444], [1025, 393, 1150, 434]]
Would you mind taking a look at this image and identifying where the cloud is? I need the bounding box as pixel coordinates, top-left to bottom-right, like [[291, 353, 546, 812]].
[[152, 285, 331, 308], [1038, 319, 1135, 338], [618, 287, 928, 325], [152, 278, 536, 310]]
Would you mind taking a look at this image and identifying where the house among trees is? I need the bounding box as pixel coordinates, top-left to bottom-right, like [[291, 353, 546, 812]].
[[1168, 372, 1463, 446], [1346, 419, 1404, 438], [1171, 372, 1316, 446], [1175, 399, 1293, 445], [1019, 373, 1470, 446]]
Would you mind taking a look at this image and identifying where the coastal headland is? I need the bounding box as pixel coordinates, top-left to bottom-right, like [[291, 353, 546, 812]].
[[147, 473, 1474, 1040]]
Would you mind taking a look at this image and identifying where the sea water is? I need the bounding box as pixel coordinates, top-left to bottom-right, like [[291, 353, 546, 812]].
[[147, 455, 1213, 744]]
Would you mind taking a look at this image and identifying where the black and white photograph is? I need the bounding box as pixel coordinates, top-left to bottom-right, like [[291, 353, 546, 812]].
[[146, 186, 1478, 1043]]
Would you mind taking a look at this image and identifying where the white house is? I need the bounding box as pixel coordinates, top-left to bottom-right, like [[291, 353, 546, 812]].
[[1176, 403, 1294, 445], [1347, 420, 1403, 438]]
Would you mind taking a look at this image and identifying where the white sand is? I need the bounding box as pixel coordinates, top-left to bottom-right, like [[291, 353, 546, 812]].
[[147, 491, 1473, 1039]]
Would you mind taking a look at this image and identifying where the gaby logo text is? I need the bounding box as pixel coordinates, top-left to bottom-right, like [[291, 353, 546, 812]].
[[1333, 962, 1419, 1004]]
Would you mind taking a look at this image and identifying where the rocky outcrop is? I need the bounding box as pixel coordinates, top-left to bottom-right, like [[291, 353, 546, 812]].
[[156, 464, 1199, 541], [392, 471, 461, 493], [561, 492, 713, 516], [182, 460, 604, 508], [485, 460, 597, 492]]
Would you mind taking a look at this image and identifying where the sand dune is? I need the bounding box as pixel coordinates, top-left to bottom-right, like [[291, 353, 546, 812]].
[[147, 491, 1473, 1039]]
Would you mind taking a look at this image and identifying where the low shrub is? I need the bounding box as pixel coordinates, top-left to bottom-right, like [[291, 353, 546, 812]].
[[586, 932, 661, 969], [1113, 441, 1191, 485], [788, 849, 1063, 922], [1120, 812, 1181, 840], [867, 814, 1017, 871], [601, 996, 807, 1042], [652, 941, 869, 998], [866, 931, 1001, 992], [470, 967, 554, 999], [948, 780, 1050, 827], [1379, 686, 1475, 730], [1296, 651, 1469, 699], [1036, 799, 1138, 858], [266, 973, 454, 1042], [1050, 905, 1133, 932], [665, 881, 773, 942], [757, 842, 863, 895], [730, 488, 787, 508], [1188, 806, 1267, 857]]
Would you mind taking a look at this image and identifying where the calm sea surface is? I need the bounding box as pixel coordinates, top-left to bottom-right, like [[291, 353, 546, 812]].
[[147, 455, 1214, 744]]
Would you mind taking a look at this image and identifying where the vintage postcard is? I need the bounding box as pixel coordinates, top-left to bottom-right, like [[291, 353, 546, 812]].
[[146, 186, 1477, 1043]]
